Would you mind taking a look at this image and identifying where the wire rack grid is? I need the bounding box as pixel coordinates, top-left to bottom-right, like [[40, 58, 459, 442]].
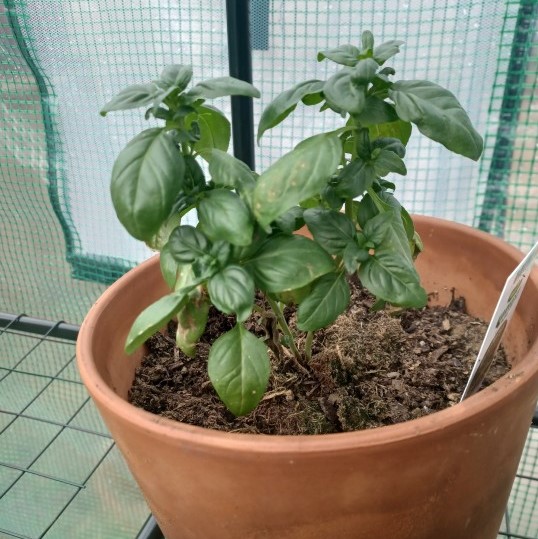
[[0, 313, 536, 539]]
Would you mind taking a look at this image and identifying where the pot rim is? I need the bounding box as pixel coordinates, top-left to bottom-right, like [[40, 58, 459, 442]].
[[76, 216, 538, 454]]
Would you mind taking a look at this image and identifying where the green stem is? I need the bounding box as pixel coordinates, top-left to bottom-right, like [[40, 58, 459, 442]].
[[304, 331, 314, 362], [345, 198, 354, 220], [266, 296, 304, 366], [252, 304, 266, 315], [367, 187, 386, 212]]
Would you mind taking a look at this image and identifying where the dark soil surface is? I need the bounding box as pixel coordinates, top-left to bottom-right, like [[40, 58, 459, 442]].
[[129, 280, 509, 435]]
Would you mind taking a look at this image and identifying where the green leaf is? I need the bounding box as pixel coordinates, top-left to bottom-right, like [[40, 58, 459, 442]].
[[359, 248, 427, 308], [252, 132, 342, 227], [188, 76, 260, 99], [146, 213, 181, 251], [257, 79, 325, 142], [303, 208, 356, 255], [208, 265, 255, 322], [208, 149, 256, 191], [361, 31, 375, 53], [362, 211, 393, 245], [297, 273, 350, 331], [100, 83, 160, 116], [275, 283, 312, 305], [389, 80, 483, 160], [342, 240, 370, 273], [208, 324, 270, 416], [168, 225, 210, 264], [160, 242, 182, 289], [373, 40, 404, 64], [335, 158, 377, 199], [351, 58, 379, 85], [368, 118, 412, 145], [356, 97, 398, 126], [323, 70, 366, 114], [372, 148, 407, 177], [183, 155, 206, 192], [372, 137, 406, 158], [198, 189, 253, 246], [186, 104, 231, 158], [125, 292, 187, 354], [176, 291, 210, 357], [317, 44, 360, 66], [159, 65, 193, 91], [246, 235, 334, 293], [210, 240, 232, 267], [273, 206, 305, 234], [110, 128, 185, 241], [356, 193, 378, 228]]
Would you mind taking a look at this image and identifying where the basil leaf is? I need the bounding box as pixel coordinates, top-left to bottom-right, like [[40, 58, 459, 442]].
[[323, 70, 366, 114], [257, 79, 325, 142], [208, 324, 270, 416], [176, 292, 210, 357], [389, 80, 483, 160], [160, 242, 181, 289], [359, 248, 427, 308], [183, 155, 206, 192], [317, 44, 360, 66], [110, 128, 185, 241], [208, 265, 255, 322], [342, 240, 370, 273], [362, 211, 393, 246], [159, 65, 193, 91], [188, 76, 260, 99], [371, 137, 406, 158], [208, 149, 256, 191], [373, 40, 404, 64], [297, 272, 350, 331], [335, 158, 377, 198], [125, 292, 188, 354], [361, 31, 375, 53], [100, 83, 160, 116], [186, 104, 231, 158], [368, 118, 412, 145], [168, 225, 210, 264], [246, 235, 334, 293], [356, 97, 398, 126], [198, 189, 253, 246], [273, 206, 305, 234], [303, 207, 356, 255], [351, 58, 379, 85], [252, 132, 342, 227], [372, 148, 407, 177]]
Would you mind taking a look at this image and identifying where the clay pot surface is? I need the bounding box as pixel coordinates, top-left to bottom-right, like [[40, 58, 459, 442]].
[[77, 216, 538, 539]]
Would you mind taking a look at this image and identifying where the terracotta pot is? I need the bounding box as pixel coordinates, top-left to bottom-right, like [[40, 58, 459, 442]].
[[77, 216, 538, 539]]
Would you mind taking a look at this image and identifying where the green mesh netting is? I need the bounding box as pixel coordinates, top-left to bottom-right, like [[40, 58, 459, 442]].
[[0, 2, 537, 537], [1, 0, 537, 323]]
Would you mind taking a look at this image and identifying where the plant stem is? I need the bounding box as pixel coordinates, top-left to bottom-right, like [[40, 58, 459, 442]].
[[304, 331, 314, 362], [266, 296, 307, 373], [367, 187, 386, 212], [345, 198, 354, 220]]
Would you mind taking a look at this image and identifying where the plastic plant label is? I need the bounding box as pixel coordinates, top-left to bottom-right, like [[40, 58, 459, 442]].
[[461, 240, 538, 401]]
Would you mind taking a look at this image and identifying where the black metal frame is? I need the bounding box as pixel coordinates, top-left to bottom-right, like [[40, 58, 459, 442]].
[[226, 0, 256, 170]]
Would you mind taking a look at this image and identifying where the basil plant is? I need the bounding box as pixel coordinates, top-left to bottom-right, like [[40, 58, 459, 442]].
[[102, 31, 483, 416]]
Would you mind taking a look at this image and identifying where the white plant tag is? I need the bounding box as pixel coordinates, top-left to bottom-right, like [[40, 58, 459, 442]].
[[461, 240, 538, 401]]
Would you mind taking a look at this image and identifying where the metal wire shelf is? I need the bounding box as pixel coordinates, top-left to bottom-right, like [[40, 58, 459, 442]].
[[0, 313, 536, 539], [0, 313, 156, 539]]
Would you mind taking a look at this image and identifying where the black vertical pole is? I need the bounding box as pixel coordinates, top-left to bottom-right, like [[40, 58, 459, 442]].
[[226, 0, 256, 170]]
